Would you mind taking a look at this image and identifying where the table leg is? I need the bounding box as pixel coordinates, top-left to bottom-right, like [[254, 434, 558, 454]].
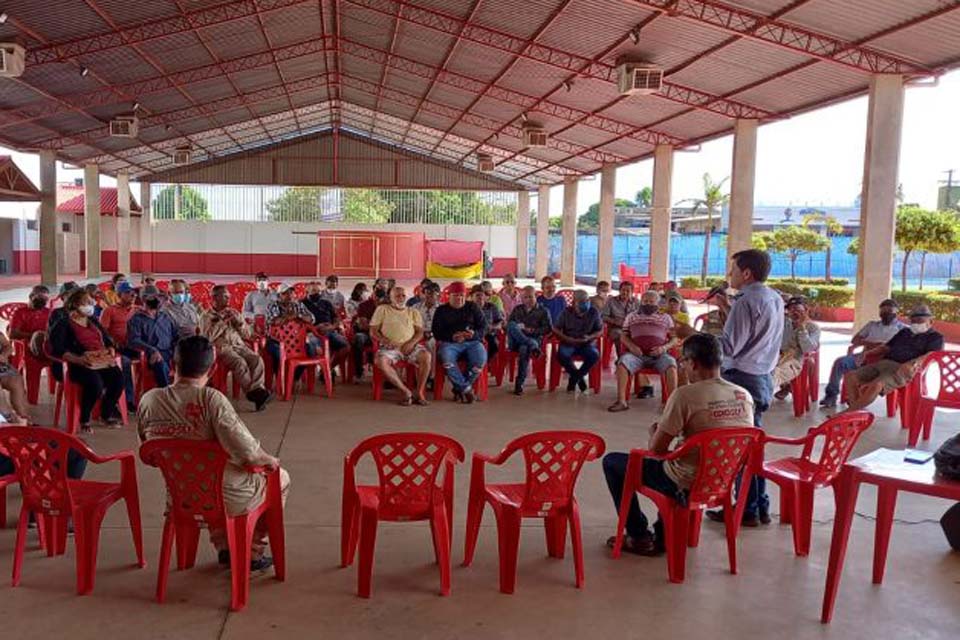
[[821, 466, 861, 624], [872, 485, 898, 585]]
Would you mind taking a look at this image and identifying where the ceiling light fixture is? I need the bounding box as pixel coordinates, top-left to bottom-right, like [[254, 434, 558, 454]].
[[519, 112, 528, 123], [80, 66, 89, 76], [0, 13, 8, 24], [563, 79, 573, 92], [132, 101, 140, 110], [630, 27, 641, 45]]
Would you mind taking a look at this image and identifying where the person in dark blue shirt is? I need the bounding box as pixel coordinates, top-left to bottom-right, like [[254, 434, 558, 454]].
[[537, 275, 567, 324], [126, 290, 178, 388]]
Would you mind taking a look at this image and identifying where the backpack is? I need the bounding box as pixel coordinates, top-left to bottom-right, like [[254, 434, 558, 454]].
[[933, 434, 960, 481]]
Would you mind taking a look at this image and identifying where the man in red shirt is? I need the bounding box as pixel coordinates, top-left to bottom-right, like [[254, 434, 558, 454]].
[[98, 281, 139, 410], [9, 285, 52, 351]]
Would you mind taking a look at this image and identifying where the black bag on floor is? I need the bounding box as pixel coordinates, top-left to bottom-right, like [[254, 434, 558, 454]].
[[942, 503, 960, 551], [933, 434, 960, 480]]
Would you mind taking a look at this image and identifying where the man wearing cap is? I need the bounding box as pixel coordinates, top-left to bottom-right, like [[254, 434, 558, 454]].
[[772, 296, 821, 398], [127, 287, 179, 388], [430, 281, 487, 403], [820, 298, 905, 409], [844, 305, 944, 412], [100, 280, 141, 407], [162, 279, 201, 339], [242, 272, 278, 320]]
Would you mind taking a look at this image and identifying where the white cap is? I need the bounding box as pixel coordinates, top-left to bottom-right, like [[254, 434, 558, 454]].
[[279, 282, 296, 293]]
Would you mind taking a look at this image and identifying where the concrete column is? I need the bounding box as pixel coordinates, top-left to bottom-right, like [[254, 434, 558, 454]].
[[516, 191, 531, 277], [535, 184, 550, 280], [116, 172, 131, 273], [83, 164, 101, 278], [560, 176, 578, 286], [139, 181, 152, 275], [597, 164, 616, 284], [38, 151, 57, 287], [649, 144, 674, 281], [726, 118, 758, 262], [854, 75, 905, 330]]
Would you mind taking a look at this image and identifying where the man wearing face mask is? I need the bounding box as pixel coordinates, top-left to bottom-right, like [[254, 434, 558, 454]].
[[553, 290, 603, 393], [318, 275, 345, 314], [100, 281, 141, 409], [820, 298, 905, 409], [843, 305, 944, 412], [608, 290, 678, 411], [772, 297, 821, 399], [242, 272, 278, 320], [102, 272, 127, 307], [162, 279, 201, 339], [127, 290, 178, 388]]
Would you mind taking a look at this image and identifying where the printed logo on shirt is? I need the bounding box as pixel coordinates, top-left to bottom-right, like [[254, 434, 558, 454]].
[[708, 398, 749, 421]]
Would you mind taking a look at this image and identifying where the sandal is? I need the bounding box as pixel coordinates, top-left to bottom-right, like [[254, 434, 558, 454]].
[[607, 402, 630, 413], [413, 395, 429, 407], [605, 535, 662, 556], [398, 395, 414, 407]]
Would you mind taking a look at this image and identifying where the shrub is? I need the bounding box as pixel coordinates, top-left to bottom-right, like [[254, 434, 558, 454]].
[[892, 291, 960, 323], [769, 277, 849, 287], [680, 276, 724, 289], [949, 278, 960, 291], [679, 276, 848, 289], [769, 282, 854, 308]]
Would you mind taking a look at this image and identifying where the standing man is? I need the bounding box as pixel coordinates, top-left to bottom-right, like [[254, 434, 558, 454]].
[[553, 290, 603, 393], [431, 282, 487, 403], [706, 249, 784, 527]]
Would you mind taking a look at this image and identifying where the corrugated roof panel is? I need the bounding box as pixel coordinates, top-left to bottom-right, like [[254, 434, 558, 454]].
[[422, 84, 477, 110], [203, 16, 270, 60], [393, 21, 455, 64], [870, 10, 960, 68], [498, 58, 574, 97], [277, 54, 330, 81], [667, 38, 811, 96], [5, 0, 112, 41], [786, 0, 947, 43], [601, 97, 690, 129], [262, 3, 324, 47], [471, 96, 525, 123], [556, 123, 619, 148], [21, 63, 101, 96], [136, 90, 193, 114], [0, 80, 51, 109], [626, 15, 735, 73], [598, 136, 653, 159], [137, 31, 213, 73], [445, 42, 516, 83], [653, 109, 733, 140], [341, 7, 396, 51], [538, 0, 649, 59], [473, 0, 566, 39], [383, 71, 432, 98], [734, 62, 867, 114], [229, 67, 282, 93], [250, 97, 296, 119], [547, 76, 622, 112], [179, 77, 239, 103]]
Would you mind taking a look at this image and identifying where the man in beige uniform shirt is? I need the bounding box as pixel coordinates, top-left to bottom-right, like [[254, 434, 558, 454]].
[[139, 336, 290, 570], [201, 285, 273, 411]]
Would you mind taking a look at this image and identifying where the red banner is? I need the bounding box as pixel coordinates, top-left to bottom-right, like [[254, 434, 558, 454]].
[[426, 239, 483, 267]]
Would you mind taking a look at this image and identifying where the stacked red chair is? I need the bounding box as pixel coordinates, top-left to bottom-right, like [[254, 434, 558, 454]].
[[611, 427, 761, 583], [140, 439, 285, 611], [341, 432, 464, 598], [909, 350, 960, 446], [790, 350, 820, 417], [433, 341, 489, 401], [0, 427, 144, 594], [269, 320, 333, 400], [760, 411, 874, 556], [463, 431, 604, 593]]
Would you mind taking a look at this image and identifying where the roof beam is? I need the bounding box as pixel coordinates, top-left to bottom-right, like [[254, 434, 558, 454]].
[[342, 0, 770, 119], [630, 0, 934, 76]]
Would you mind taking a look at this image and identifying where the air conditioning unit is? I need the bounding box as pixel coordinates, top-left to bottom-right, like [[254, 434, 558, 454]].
[[617, 62, 663, 96], [477, 153, 495, 172], [173, 146, 192, 165], [522, 126, 548, 148], [0, 43, 25, 78], [109, 115, 139, 138]]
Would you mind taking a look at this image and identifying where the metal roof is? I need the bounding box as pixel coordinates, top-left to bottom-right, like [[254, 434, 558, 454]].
[[56, 187, 143, 215], [0, 0, 957, 190], [0, 155, 41, 201]]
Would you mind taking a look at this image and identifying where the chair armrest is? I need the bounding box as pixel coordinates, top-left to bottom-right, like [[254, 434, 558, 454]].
[[628, 446, 682, 463], [85, 449, 136, 465], [762, 434, 811, 447]]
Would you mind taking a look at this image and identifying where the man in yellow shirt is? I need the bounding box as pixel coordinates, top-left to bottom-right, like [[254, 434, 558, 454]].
[[370, 285, 432, 406]]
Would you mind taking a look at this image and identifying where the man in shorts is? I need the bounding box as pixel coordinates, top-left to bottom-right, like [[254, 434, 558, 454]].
[[370, 285, 431, 406], [608, 289, 679, 412], [844, 305, 944, 411]]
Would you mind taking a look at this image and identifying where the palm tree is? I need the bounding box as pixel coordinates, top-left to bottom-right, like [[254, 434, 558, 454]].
[[635, 186, 653, 208], [681, 173, 730, 285], [801, 212, 844, 281]]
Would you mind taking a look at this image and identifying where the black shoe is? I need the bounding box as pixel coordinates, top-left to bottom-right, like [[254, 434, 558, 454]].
[[577, 378, 587, 392], [512, 385, 524, 396], [247, 388, 274, 412], [637, 386, 654, 399], [219, 550, 274, 572], [707, 509, 761, 528], [218, 549, 230, 566], [759, 509, 772, 525], [452, 389, 464, 403], [566, 378, 577, 393], [819, 394, 838, 409], [463, 390, 476, 404]]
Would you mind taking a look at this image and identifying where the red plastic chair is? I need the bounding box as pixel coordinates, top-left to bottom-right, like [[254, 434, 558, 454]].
[[0, 426, 144, 594], [463, 431, 604, 593], [433, 341, 489, 401], [23, 349, 57, 405], [188, 283, 213, 310], [504, 339, 548, 390], [269, 320, 333, 400], [611, 427, 760, 583], [154, 280, 170, 293], [556, 289, 578, 305], [97, 281, 113, 293], [548, 339, 602, 394], [139, 439, 285, 611], [341, 432, 465, 598], [624, 368, 672, 404], [759, 411, 874, 557], [599, 324, 616, 370], [52, 358, 131, 435], [0, 301, 27, 323], [789, 350, 820, 417], [370, 338, 419, 401], [227, 282, 257, 313], [910, 350, 960, 446]]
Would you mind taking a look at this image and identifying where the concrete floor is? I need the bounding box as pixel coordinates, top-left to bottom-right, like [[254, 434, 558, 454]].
[[0, 323, 958, 639]]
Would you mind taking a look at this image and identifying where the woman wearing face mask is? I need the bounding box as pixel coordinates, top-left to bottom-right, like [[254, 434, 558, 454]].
[[48, 289, 126, 433]]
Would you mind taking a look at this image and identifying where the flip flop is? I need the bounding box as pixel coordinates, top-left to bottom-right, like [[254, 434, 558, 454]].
[[413, 396, 430, 407], [398, 395, 414, 406], [607, 402, 630, 413]]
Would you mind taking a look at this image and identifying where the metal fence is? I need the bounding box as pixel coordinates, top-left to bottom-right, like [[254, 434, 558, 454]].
[[150, 183, 518, 225]]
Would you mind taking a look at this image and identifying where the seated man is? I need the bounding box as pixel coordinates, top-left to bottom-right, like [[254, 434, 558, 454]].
[[603, 333, 754, 555], [370, 285, 431, 406], [537, 276, 567, 325], [608, 289, 678, 411], [591, 281, 611, 311], [302, 281, 350, 374], [242, 271, 278, 321], [773, 296, 821, 398], [471, 284, 503, 365], [498, 274, 522, 316], [350, 287, 381, 380], [99, 281, 140, 410], [601, 281, 639, 356], [405, 278, 434, 308], [138, 336, 290, 571], [820, 298, 904, 409], [662, 281, 688, 313], [126, 288, 178, 388], [553, 290, 603, 393], [102, 272, 127, 307], [480, 280, 504, 313], [844, 305, 944, 412], [162, 279, 201, 339], [318, 274, 345, 314], [412, 282, 441, 342], [506, 285, 552, 396], [431, 281, 487, 403], [201, 285, 273, 411], [265, 283, 316, 378]]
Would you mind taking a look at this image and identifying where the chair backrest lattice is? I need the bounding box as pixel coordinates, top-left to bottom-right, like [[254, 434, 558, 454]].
[[0, 427, 78, 516], [270, 320, 313, 359], [0, 302, 27, 322], [140, 439, 229, 528], [683, 428, 760, 507], [922, 351, 960, 403], [800, 411, 874, 485], [556, 289, 578, 306]]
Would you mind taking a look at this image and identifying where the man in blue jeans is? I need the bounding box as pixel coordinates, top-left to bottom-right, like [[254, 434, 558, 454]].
[[431, 281, 487, 403], [553, 290, 603, 393], [127, 289, 179, 388], [506, 285, 552, 395], [706, 249, 784, 527]]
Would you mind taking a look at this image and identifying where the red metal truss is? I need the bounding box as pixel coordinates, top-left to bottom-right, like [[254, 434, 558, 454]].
[[633, 0, 934, 76], [26, 0, 313, 66], [343, 0, 770, 119], [368, 1, 405, 138]]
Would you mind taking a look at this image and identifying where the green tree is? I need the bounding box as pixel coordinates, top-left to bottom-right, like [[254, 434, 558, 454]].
[[265, 186, 327, 222], [802, 211, 844, 281], [751, 225, 830, 280], [342, 189, 394, 223], [680, 173, 729, 285], [529, 213, 564, 231], [383, 190, 509, 225], [912, 209, 960, 290], [896, 206, 940, 292], [635, 187, 653, 208], [578, 198, 634, 230], [847, 237, 859, 256], [152, 184, 210, 221]]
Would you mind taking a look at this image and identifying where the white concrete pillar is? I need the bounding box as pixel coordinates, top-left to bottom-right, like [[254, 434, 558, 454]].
[[597, 165, 616, 284], [38, 151, 57, 287], [516, 191, 531, 277], [84, 164, 101, 278], [649, 144, 674, 281], [139, 181, 152, 275], [726, 119, 758, 262], [116, 172, 131, 274], [560, 176, 578, 286], [855, 75, 905, 330], [535, 184, 550, 280]]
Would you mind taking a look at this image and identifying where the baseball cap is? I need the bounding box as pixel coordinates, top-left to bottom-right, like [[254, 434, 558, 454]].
[[447, 282, 467, 294], [117, 281, 135, 294], [58, 281, 79, 298], [666, 291, 683, 302], [785, 296, 808, 308], [279, 282, 296, 293], [255, 271, 268, 280], [909, 305, 933, 319]]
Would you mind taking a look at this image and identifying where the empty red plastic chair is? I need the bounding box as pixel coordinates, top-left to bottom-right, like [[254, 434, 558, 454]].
[[909, 350, 960, 446], [760, 411, 874, 556], [269, 320, 333, 400], [433, 341, 489, 401], [139, 439, 286, 611], [188, 283, 213, 310], [0, 426, 144, 594], [463, 431, 605, 593], [611, 427, 760, 583], [790, 350, 820, 417], [341, 432, 465, 598]]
